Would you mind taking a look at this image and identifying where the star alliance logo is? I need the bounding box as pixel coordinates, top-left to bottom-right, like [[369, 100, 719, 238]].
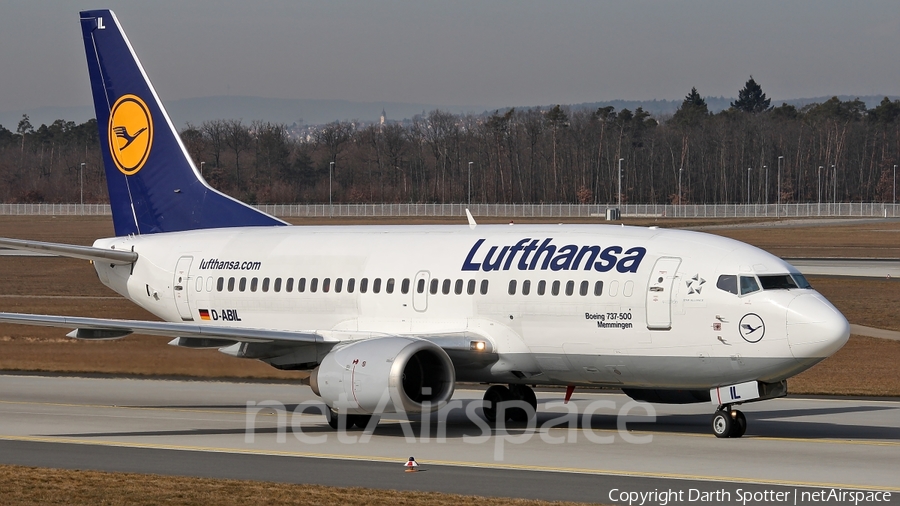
[[686, 274, 705, 294]]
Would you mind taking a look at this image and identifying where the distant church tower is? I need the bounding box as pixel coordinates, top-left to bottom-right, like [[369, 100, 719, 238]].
[[380, 108, 386, 126]]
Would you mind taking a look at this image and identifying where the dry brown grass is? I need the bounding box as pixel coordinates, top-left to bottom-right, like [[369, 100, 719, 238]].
[[790, 335, 900, 396], [0, 465, 601, 506]]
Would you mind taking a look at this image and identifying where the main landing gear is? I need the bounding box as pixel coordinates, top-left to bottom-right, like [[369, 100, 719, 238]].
[[482, 384, 538, 423], [324, 407, 372, 430], [711, 406, 747, 438]]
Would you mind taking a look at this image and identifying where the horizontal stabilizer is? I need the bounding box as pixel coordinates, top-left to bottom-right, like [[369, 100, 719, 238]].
[[0, 237, 137, 264]]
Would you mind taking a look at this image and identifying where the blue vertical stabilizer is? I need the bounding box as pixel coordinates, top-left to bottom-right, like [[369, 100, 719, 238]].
[[80, 10, 286, 236]]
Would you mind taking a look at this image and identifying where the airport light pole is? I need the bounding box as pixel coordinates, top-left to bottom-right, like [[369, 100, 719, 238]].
[[80, 162, 85, 216], [764, 165, 768, 216], [893, 164, 896, 205], [468, 161, 473, 208], [832, 164, 836, 207], [777, 156, 783, 217], [818, 166, 822, 216], [329, 161, 334, 218], [678, 166, 683, 218], [618, 158, 624, 216], [747, 168, 751, 206]]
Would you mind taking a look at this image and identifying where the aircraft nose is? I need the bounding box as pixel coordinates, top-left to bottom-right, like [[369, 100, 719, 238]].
[[785, 293, 850, 359]]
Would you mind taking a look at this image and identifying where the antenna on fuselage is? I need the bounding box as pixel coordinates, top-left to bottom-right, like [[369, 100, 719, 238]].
[[465, 209, 477, 230]]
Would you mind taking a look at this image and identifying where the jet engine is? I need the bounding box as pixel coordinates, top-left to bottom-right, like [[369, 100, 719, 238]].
[[309, 336, 455, 414]]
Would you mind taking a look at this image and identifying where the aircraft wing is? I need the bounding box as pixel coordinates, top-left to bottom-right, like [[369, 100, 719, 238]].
[[0, 312, 323, 344], [0, 237, 137, 264]]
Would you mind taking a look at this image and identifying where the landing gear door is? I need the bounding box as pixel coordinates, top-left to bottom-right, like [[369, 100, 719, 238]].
[[412, 270, 429, 312], [646, 257, 681, 330], [173, 256, 194, 321]]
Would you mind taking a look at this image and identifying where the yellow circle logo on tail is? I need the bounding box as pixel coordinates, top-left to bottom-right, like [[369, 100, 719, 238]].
[[108, 94, 153, 175]]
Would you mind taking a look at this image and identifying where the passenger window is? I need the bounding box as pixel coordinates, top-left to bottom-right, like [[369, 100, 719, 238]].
[[508, 280, 517, 295], [565, 280, 574, 296], [594, 280, 603, 296], [262, 278, 270, 292], [551, 280, 560, 296], [285, 277, 293, 292], [716, 275, 738, 295], [401, 278, 410, 294], [250, 278, 258, 292], [417, 278, 425, 294], [580, 280, 589, 296], [739, 276, 760, 295], [297, 278, 306, 293], [480, 279, 489, 295], [360, 278, 368, 293], [467, 279, 476, 295], [442, 279, 451, 295], [537, 280, 546, 296], [239, 278, 247, 292], [310, 278, 318, 293], [273, 278, 281, 292], [195, 276, 203, 292], [386, 278, 395, 294], [373, 278, 382, 294], [430, 279, 439, 295], [454, 279, 463, 295], [217, 277, 224, 292], [227, 277, 235, 292], [335, 278, 343, 293], [347, 278, 355, 293], [522, 280, 531, 296], [322, 278, 331, 293]]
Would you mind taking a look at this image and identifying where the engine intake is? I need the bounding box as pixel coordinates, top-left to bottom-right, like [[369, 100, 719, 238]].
[[309, 336, 455, 414]]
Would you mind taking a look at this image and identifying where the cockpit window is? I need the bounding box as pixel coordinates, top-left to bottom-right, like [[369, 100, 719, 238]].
[[791, 273, 812, 289], [739, 275, 760, 295], [759, 274, 799, 290], [716, 275, 737, 295]]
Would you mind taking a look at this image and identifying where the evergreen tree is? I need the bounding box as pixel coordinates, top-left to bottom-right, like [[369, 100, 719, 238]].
[[671, 87, 709, 126], [731, 76, 771, 113]]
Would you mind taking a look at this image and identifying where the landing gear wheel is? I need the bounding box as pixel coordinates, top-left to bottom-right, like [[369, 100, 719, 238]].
[[324, 407, 340, 430], [508, 384, 537, 422], [483, 385, 511, 423], [711, 410, 732, 438], [349, 414, 373, 430], [730, 410, 747, 438]]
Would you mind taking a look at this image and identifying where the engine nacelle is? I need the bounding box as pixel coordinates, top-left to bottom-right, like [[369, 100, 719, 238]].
[[309, 336, 455, 414]]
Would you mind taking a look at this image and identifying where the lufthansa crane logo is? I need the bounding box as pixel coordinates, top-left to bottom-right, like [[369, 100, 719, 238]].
[[108, 94, 153, 175], [739, 313, 765, 343]]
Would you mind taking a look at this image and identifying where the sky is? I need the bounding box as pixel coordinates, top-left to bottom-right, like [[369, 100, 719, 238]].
[[2, 1, 900, 114]]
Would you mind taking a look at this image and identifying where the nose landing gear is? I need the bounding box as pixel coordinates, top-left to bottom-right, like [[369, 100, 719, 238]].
[[712, 406, 747, 438]]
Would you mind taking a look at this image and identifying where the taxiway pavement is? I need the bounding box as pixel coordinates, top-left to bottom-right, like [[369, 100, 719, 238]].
[[0, 375, 897, 503]]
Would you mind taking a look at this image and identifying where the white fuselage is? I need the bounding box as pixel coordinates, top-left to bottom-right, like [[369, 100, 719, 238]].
[[93, 224, 849, 389]]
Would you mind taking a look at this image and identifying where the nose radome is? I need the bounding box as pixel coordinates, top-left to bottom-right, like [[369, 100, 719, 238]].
[[786, 293, 850, 359]]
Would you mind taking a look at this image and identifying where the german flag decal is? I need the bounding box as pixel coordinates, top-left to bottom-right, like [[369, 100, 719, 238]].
[[199, 309, 211, 321]]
